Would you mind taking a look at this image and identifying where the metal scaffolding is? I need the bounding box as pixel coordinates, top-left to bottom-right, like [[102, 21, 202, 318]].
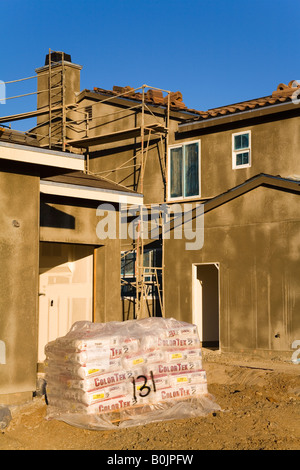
[[70, 84, 171, 319], [48, 48, 67, 150], [0, 63, 171, 319]]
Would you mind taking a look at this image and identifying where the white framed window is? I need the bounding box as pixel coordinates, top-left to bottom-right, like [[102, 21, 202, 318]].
[[232, 131, 251, 169], [168, 140, 201, 200]]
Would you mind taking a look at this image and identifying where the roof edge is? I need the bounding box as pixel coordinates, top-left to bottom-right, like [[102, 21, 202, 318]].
[[75, 89, 202, 120], [203, 173, 300, 213], [177, 100, 300, 133]]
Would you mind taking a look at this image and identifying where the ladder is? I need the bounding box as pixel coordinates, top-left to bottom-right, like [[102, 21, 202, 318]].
[[48, 49, 66, 150]]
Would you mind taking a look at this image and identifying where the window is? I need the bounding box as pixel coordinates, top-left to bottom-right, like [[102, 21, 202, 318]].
[[121, 251, 136, 298], [168, 140, 200, 200], [121, 248, 162, 299], [232, 131, 251, 169]]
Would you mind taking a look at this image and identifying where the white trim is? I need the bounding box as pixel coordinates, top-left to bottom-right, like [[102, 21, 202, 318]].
[[232, 130, 251, 169], [40, 180, 143, 205], [167, 139, 201, 202], [0, 141, 84, 171]]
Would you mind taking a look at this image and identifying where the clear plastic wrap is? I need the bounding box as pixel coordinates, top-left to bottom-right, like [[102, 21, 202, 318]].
[[44, 317, 220, 430]]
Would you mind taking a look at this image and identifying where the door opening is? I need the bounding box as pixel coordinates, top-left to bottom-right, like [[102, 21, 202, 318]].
[[38, 242, 94, 363], [193, 263, 219, 348]]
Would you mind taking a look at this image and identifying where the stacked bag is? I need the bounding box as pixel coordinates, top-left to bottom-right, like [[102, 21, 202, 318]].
[[45, 317, 219, 429]]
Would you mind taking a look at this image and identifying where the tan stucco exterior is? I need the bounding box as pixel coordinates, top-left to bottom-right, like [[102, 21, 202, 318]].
[[0, 165, 40, 400], [0, 151, 125, 404], [2, 55, 299, 407], [164, 185, 300, 351], [68, 87, 300, 354], [174, 112, 300, 199], [40, 195, 122, 324]]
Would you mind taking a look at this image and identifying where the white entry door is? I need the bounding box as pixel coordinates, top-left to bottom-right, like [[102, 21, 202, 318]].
[[38, 243, 94, 362]]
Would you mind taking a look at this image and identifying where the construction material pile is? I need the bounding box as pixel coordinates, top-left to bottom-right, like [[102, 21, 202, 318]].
[[44, 317, 220, 429]]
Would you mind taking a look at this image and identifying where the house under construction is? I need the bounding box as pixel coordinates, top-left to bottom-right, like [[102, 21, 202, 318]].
[[0, 50, 299, 404]]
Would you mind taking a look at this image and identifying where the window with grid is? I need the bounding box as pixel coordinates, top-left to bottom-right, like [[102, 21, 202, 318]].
[[169, 141, 200, 200], [232, 131, 251, 169]]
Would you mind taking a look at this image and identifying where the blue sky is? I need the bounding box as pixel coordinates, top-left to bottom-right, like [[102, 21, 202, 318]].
[[1, 0, 300, 131]]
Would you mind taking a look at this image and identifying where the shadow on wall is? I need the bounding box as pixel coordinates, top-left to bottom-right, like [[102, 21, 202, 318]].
[[40, 201, 75, 229]]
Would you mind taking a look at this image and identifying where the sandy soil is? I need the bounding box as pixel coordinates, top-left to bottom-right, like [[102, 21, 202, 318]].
[[0, 349, 299, 451]]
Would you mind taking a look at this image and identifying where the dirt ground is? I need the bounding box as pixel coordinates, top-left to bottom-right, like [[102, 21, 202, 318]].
[[0, 349, 299, 451]]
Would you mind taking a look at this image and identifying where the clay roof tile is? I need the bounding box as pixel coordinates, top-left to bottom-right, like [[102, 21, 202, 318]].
[[183, 80, 300, 124], [93, 80, 300, 124], [94, 85, 188, 112]]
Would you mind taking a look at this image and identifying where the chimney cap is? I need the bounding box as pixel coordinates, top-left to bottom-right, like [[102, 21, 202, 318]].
[[45, 51, 72, 66]]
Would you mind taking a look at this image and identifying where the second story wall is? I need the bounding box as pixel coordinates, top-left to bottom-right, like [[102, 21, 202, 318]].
[[172, 107, 300, 200], [72, 92, 195, 205]]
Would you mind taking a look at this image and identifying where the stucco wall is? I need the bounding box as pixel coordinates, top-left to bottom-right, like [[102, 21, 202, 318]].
[[173, 113, 300, 199], [36, 61, 82, 146], [0, 169, 39, 398], [78, 96, 182, 204], [164, 186, 300, 352], [40, 195, 122, 323]]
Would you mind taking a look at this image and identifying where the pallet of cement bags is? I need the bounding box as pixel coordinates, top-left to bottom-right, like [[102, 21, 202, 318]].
[[44, 317, 220, 430]]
